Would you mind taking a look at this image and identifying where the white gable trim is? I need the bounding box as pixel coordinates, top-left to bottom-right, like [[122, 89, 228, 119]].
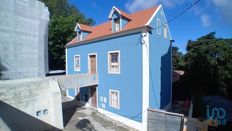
[[65, 48, 68, 75], [145, 5, 161, 26], [108, 6, 121, 19], [74, 23, 81, 31]]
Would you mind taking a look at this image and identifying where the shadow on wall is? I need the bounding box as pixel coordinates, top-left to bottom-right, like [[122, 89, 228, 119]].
[[0, 101, 60, 131], [0, 60, 8, 80], [62, 95, 85, 127], [160, 43, 172, 108]]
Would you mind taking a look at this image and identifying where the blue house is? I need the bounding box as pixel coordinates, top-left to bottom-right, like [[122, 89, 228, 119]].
[[65, 5, 172, 130]]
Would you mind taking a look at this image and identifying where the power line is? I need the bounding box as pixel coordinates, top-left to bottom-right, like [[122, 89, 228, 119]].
[[153, 0, 201, 31]]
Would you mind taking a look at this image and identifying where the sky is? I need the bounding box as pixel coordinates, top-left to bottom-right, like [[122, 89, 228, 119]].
[[69, 0, 232, 53]]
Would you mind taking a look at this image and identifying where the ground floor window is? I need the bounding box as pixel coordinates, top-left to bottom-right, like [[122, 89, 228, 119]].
[[109, 89, 120, 109], [74, 55, 80, 71]]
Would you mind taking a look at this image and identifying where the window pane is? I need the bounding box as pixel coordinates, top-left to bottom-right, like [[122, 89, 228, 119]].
[[109, 51, 120, 73], [111, 53, 118, 63], [74, 55, 80, 71]]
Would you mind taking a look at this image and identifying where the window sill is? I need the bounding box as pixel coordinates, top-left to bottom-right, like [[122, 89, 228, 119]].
[[108, 71, 120, 74]]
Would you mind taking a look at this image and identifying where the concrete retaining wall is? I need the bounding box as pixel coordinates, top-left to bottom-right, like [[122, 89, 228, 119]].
[[147, 108, 184, 131], [0, 78, 63, 131]]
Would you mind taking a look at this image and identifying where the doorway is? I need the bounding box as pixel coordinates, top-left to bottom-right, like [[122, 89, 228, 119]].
[[88, 54, 97, 74], [90, 86, 97, 107]]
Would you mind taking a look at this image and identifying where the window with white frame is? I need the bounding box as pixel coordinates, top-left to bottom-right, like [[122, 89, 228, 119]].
[[164, 25, 168, 38], [157, 18, 161, 35], [108, 51, 120, 73], [109, 90, 120, 109], [74, 55, 80, 71]]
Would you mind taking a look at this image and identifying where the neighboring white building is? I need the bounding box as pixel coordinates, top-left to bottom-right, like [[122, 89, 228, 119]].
[[0, 0, 49, 80]]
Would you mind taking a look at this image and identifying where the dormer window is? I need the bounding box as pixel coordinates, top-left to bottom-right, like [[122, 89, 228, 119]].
[[74, 23, 92, 41], [114, 18, 120, 32], [108, 6, 131, 33], [77, 30, 82, 41]]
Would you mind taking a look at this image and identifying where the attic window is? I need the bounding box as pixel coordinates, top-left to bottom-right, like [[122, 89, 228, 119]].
[[164, 25, 167, 38], [114, 18, 120, 32], [157, 18, 161, 35], [77, 31, 82, 41]]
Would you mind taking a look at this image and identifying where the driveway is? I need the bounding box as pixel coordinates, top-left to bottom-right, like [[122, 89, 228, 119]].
[[62, 97, 136, 131], [63, 107, 137, 131]]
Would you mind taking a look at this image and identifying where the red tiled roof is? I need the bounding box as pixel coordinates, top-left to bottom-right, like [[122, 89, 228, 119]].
[[68, 6, 158, 46], [117, 9, 131, 20], [78, 23, 92, 32]]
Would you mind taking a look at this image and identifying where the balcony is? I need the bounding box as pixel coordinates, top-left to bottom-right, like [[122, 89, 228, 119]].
[[51, 74, 98, 91]]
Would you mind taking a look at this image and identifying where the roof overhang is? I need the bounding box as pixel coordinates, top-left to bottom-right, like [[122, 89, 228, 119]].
[[66, 26, 152, 48]]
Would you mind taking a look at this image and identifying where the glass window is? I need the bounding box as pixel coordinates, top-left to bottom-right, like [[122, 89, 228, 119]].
[[74, 55, 80, 71], [164, 25, 167, 38], [157, 18, 161, 35], [109, 90, 120, 109], [114, 18, 120, 32], [108, 51, 120, 73]]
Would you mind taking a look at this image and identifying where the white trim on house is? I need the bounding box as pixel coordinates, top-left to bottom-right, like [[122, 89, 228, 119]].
[[108, 50, 120, 74], [142, 30, 150, 131], [97, 108, 143, 130], [109, 89, 120, 109], [145, 5, 161, 26], [73, 55, 81, 72], [108, 6, 121, 19], [65, 48, 68, 74], [88, 53, 98, 74]]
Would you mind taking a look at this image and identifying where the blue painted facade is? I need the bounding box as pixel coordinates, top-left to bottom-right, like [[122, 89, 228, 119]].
[[66, 6, 172, 124], [67, 32, 143, 122], [148, 7, 172, 109]]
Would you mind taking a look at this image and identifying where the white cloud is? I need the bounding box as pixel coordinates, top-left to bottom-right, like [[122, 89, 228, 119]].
[[201, 14, 211, 27], [125, 0, 186, 13], [125, 0, 159, 13], [212, 0, 232, 23]]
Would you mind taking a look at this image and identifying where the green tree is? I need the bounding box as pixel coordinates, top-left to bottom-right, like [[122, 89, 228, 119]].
[[172, 46, 185, 70], [40, 0, 94, 69], [184, 32, 232, 99]]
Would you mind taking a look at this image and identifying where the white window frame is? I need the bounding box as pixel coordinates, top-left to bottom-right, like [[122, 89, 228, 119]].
[[109, 89, 120, 109], [164, 24, 168, 38], [157, 18, 161, 35], [108, 50, 120, 74], [88, 53, 98, 74], [74, 55, 81, 71]]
